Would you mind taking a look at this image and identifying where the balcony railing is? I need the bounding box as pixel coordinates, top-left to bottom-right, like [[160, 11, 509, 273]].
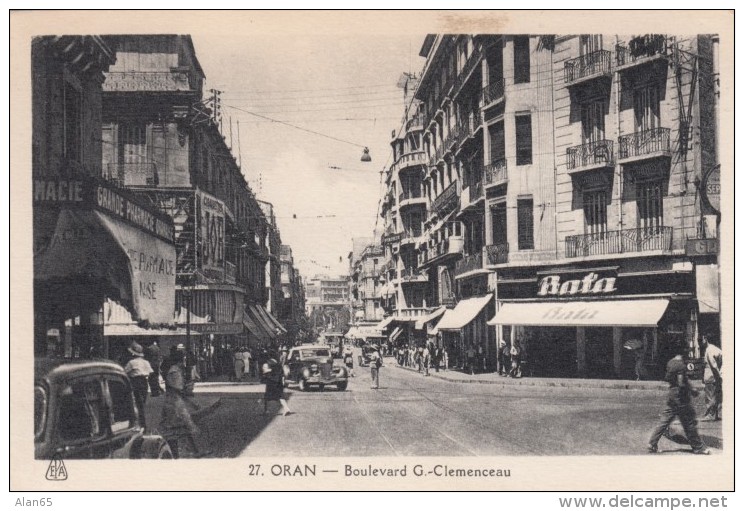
[[566, 140, 614, 170], [431, 181, 459, 213], [406, 114, 424, 131], [457, 117, 474, 147], [468, 180, 484, 203], [485, 243, 509, 265], [102, 69, 197, 92], [615, 35, 668, 67], [399, 306, 436, 318], [454, 251, 484, 276], [454, 48, 483, 95], [418, 235, 464, 267], [618, 128, 671, 160], [399, 189, 424, 203], [482, 79, 505, 105], [564, 50, 612, 84], [400, 267, 428, 282], [565, 226, 673, 258], [484, 158, 508, 186], [106, 162, 158, 187], [392, 151, 426, 173]]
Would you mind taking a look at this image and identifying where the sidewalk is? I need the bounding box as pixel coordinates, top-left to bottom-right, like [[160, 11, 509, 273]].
[[390, 363, 698, 391]]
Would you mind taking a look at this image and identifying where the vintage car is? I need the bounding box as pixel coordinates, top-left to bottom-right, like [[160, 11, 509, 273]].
[[35, 358, 173, 459], [283, 347, 348, 391]]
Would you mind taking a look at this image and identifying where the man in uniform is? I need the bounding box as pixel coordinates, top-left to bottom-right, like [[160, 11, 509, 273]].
[[647, 342, 710, 454]]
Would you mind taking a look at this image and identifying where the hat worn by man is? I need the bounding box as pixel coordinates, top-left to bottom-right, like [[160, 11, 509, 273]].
[[127, 341, 145, 357]]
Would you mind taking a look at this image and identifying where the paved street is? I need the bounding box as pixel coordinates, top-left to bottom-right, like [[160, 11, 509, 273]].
[[172, 353, 723, 458]]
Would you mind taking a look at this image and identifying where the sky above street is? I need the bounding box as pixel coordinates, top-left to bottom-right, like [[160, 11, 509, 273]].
[[191, 33, 426, 279]]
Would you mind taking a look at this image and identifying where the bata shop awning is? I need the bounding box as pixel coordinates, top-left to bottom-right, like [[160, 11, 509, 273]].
[[35, 208, 176, 325], [488, 299, 670, 327], [431, 295, 493, 334], [415, 306, 447, 330]]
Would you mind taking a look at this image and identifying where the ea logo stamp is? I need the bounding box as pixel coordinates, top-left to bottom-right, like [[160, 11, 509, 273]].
[[45, 454, 68, 481]]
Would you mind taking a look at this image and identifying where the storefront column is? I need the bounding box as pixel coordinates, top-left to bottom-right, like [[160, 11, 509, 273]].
[[576, 327, 586, 377], [613, 327, 623, 377]]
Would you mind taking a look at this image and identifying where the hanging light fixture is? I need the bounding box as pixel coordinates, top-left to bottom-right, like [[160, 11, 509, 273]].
[[360, 147, 372, 162]]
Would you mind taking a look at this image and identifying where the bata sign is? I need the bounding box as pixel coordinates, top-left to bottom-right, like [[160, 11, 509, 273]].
[[537, 272, 617, 297]]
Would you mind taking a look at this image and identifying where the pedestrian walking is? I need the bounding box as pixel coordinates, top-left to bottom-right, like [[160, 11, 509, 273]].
[[466, 344, 476, 375], [124, 341, 153, 430], [369, 344, 382, 389], [343, 346, 355, 377], [144, 341, 163, 396], [647, 342, 710, 455], [442, 346, 449, 371], [422, 345, 431, 376], [700, 334, 722, 421], [498, 340, 509, 376], [261, 353, 292, 416], [233, 347, 245, 381], [509, 342, 522, 378], [160, 350, 210, 458]]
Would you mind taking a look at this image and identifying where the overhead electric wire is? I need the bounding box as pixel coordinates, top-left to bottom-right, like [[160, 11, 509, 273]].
[[212, 82, 397, 94]]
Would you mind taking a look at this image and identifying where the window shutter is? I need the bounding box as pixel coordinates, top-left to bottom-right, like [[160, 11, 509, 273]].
[[517, 198, 534, 250]]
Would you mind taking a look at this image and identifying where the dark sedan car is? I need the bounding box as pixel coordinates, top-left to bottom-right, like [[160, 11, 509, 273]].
[[283, 347, 348, 391], [35, 358, 172, 459]]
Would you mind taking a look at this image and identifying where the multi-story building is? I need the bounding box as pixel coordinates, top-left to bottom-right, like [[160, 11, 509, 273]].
[[348, 237, 374, 322], [99, 35, 286, 354], [380, 33, 718, 380], [305, 275, 350, 333], [279, 245, 307, 343], [32, 36, 178, 361]]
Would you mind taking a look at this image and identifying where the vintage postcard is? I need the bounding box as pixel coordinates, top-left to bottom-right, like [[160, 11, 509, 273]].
[[10, 10, 734, 492]]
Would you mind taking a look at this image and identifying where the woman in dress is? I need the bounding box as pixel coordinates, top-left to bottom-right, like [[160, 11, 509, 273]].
[[261, 353, 292, 416]]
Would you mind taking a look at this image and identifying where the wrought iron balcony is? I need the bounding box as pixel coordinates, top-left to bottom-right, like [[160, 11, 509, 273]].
[[406, 114, 425, 131], [565, 226, 673, 258], [400, 267, 428, 283], [485, 243, 509, 265], [454, 48, 483, 96], [454, 251, 484, 277], [615, 35, 668, 68], [564, 50, 612, 84], [103, 69, 197, 92], [618, 128, 671, 161], [399, 306, 437, 318], [482, 79, 505, 106], [566, 140, 614, 171], [106, 162, 158, 187], [392, 151, 426, 173], [431, 180, 459, 213], [417, 235, 464, 268], [484, 158, 508, 186]]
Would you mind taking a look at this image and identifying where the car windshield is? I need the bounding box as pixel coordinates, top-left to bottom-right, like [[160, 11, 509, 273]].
[[300, 349, 330, 358]]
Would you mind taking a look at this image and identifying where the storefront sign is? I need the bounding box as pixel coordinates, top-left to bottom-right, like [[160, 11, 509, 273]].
[[700, 165, 721, 215], [537, 272, 617, 297], [197, 191, 225, 275], [685, 238, 719, 257], [33, 177, 174, 242], [189, 322, 243, 335], [382, 232, 403, 245]]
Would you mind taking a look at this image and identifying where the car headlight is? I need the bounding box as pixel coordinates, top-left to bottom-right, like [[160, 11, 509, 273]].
[[337, 367, 347, 377], [302, 368, 311, 378]]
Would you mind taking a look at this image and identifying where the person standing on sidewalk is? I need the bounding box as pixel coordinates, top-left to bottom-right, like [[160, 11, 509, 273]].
[[124, 341, 153, 430], [369, 345, 382, 389], [466, 344, 476, 375], [144, 341, 163, 396], [261, 353, 292, 416], [498, 340, 510, 376], [422, 345, 431, 376], [647, 342, 710, 455], [700, 334, 722, 421], [509, 342, 522, 378]]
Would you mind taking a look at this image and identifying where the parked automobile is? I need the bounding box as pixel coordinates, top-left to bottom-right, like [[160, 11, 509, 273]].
[[35, 358, 172, 459], [283, 347, 348, 391]]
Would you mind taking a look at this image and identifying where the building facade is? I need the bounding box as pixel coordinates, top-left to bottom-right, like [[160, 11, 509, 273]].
[[99, 35, 289, 355], [32, 36, 179, 361], [377, 33, 719, 379], [279, 245, 307, 343], [305, 276, 351, 334]]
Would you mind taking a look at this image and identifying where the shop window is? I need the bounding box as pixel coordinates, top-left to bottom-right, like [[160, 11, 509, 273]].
[[515, 114, 533, 166], [583, 190, 608, 235], [633, 83, 661, 132], [513, 36, 531, 84], [517, 198, 534, 250], [637, 179, 664, 230]]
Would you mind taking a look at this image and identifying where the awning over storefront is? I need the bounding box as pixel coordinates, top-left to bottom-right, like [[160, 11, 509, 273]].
[[263, 308, 287, 334], [249, 305, 278, 340], [243, 310, 269, 342], [432, 295, 493, 334], [103, 298, 189, 336], [414, 306, 447, 330], [390, 326, 404, 342], [35, 208, 176, 325], [487, 299, 670, 327], [375, 316, 396, 331]]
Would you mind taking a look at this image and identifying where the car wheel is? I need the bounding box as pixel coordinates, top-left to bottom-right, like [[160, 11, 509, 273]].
[[337, 382, 348, 391], [298, 379, 307, 391]]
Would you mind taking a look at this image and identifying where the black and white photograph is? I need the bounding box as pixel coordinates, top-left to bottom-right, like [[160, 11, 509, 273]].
[[10, 10, 733, 493]]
